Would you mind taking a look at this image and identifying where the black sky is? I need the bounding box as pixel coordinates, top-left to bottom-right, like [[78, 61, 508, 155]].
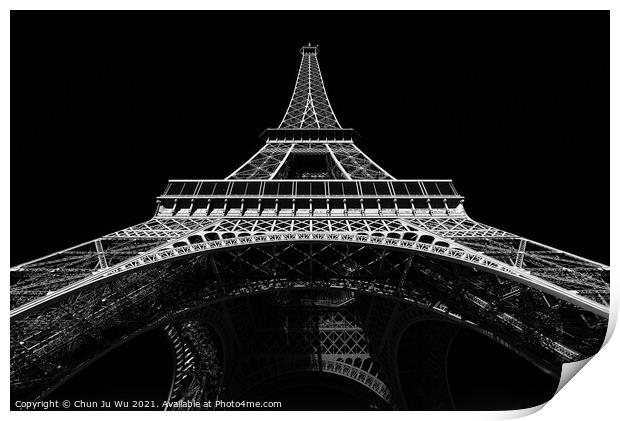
[[11, 11, 609, 265]]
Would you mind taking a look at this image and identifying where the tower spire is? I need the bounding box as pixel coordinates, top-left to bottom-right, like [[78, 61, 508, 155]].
[[278, 44, 341, 129]]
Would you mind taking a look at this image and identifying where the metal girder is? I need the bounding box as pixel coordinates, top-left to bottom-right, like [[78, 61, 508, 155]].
[[10, 44, 609, 409], [11, 222, 608, 319], [279, 46, 341, 129], [328, 143, 394, 180], [165, 320, 223, 407], [10, 241, 607, 402], [227, 143, 293, 180]]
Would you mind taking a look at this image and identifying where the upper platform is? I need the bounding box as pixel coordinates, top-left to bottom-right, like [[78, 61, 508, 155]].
[[155, 179, 464, 218], [261, 128, 358, 142]]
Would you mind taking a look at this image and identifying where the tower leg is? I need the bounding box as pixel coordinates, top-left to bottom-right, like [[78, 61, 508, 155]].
[[363, 296, 460, 410], [392, 319, 460, 410], [164, 320, 224, 408]]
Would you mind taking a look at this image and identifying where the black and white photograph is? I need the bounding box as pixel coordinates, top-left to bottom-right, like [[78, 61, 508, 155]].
[[8, 7, 614, 414]]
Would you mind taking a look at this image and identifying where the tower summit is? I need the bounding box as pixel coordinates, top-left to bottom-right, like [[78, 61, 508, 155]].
[[278, 43, 341, 130], [11, 45, 609, 410], [262, 43, 357, 143]]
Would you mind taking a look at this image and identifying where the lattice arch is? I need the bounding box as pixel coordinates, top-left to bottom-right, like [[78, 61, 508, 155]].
[[11, 238, 607, 401]]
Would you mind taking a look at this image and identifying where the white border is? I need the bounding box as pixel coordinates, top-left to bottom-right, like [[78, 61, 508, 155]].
[[3, 3, 617, 421]]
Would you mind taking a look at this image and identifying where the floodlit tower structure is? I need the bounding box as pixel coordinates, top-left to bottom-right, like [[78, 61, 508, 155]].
[[10, 44, 609, 410]]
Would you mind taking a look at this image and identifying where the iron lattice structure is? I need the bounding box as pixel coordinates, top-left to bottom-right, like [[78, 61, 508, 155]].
[[11, 44, 609, 410]]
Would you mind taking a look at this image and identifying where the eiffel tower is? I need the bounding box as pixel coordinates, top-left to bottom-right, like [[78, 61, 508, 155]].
[[11, 44, 609, 410]]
